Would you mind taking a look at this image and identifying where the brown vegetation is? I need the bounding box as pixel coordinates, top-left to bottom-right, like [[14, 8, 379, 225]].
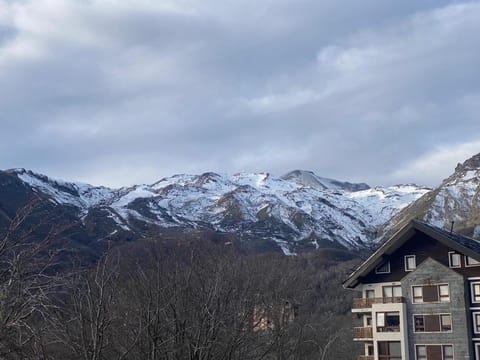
[[0, 205, 361, 359]]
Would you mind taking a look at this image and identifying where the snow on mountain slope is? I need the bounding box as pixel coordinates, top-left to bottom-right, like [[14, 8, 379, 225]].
[[347, 185, 432, 225], [423, 155, 480, 231], [378, 153, 480, 242], [16, 169, 115, 209], [282, 170, 370, 192], [10, 168, 430, 252]]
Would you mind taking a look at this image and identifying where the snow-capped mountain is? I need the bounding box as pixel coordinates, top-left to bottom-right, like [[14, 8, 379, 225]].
[[281, 170, 370, 192], [380, 153, 480, 240], [425, 154, 480, 232], [0, 168, 430, 254]]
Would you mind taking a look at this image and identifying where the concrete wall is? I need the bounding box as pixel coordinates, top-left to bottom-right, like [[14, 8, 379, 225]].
[[358, 282, 408, 360], [402, 257, 471, 360], [371, 302, 409, 360]]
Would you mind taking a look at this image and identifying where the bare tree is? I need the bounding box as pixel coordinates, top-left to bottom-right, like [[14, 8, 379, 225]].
[[0, 200, 68, 359], [16, 232, 359, 360], [44, 250, 128, 360]]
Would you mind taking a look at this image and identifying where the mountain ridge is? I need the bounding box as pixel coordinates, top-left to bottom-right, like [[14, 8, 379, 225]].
[[1, 167, 431, 254], [379, 153, 480, 241]]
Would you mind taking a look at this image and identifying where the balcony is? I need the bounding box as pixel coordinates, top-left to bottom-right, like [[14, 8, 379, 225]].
[[356, 356, 374, 360], [377, 325, 400, 333], [352, 297, 404, 309], [353, 326, 373, 339]]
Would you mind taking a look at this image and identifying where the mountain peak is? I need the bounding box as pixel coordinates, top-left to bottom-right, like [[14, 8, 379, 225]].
[[2, 167, 429, 253], [455, 152, 480, 173], [281, 169, 370, 192], [383, 152, 480, 240]]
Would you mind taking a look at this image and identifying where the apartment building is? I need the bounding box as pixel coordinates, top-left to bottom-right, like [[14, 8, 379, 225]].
[[343, 220, 480, 360]]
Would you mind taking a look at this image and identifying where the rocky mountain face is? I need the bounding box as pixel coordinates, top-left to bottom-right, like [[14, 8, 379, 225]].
[[281, 170, 370, 192], [380, 153, 480, 240], [0, 168, 430, 255]]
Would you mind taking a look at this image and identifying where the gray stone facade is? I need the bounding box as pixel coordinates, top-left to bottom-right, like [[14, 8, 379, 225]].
[[402, 257, 471, 360]]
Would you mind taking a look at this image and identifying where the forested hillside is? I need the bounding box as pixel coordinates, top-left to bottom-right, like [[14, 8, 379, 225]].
[[0, 203, 361, 360]]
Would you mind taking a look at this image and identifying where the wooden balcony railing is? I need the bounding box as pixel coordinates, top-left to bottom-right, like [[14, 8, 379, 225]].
[[352, 296, 404, 309], [377, 325, 400, 333], [353, 326, 373, 339], [356, 356, 374, 360]]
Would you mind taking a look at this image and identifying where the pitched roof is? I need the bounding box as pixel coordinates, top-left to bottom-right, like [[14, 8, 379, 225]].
[[415, 220, 480, 253], [343, 220, 480, 289]]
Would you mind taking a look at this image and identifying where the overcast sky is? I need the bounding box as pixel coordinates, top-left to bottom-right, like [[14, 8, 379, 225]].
[[1, 0, 480, 188]]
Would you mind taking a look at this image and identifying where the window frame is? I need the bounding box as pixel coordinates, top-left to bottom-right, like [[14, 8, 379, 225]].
[[473, 312, 480, 334], [378, 341, 401, 360], [405, 255, 416, 271], [411, 284, 450, 304], [416, 345, 427, 360], [413, 314, 452, 333], [412, 285, 423, 303], [471, 282, 480, 304], [414, 314, 425, 332], [376, 312, 385, 327], [466, 256, 480, 267], [376, 261, 391, 274], [475, 343, 480, 360], [367, 343, 374, 356], [376, 311, 400, 332], [440, 314, 452, 332], [438, 284, 450, 302], [382, 285, 402, 298], [443, 345, 454, 360], [448, 251, 461, 268], [415, 344, 454, 360], [365, 289, 375, 299]]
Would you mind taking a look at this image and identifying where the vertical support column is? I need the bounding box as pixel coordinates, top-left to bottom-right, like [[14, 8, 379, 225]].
[[401, 302, 409, 360]]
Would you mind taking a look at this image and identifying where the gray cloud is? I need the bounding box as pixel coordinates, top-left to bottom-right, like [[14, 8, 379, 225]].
[[0, 0, 479, 187]]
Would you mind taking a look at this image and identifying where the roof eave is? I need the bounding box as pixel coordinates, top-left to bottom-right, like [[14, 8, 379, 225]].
[[344, 220, 480, 289], [412, 221, 480, 262], [343, 222, 416, 289]]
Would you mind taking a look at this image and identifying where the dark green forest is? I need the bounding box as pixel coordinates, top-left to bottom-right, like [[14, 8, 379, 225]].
[[0, 204, 362, 360]]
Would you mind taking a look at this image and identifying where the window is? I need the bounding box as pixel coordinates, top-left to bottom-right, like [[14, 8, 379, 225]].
[[466, 256, 480, 267], [412, 284, 449, 303], [376, 312, 400, 332], [383, 285, 401, 298], [405, 255, 416, 271], [413, 314, 452, 332], [448, 252, 461, 268], [416, 345, 427, 360], [439, 284, 449, 302], [377, 312, 384, 327], [475, 343, 480, 360], [440, 314, 452, 332], [413, 286, 423, 303], [443, 345, 454, 360], [416, 345, 453, 360], [365, 289, 375, 298], [472, 282, 480, 303], [378, 341, 401, 360], [367, 343, 374, 356], [473, 312, 480, 334], [414, 315, 425, 332], [376, 261, 391, 274]]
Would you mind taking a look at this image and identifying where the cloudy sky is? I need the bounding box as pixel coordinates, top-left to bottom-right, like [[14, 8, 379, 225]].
[[1, 0, 480, 188]]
